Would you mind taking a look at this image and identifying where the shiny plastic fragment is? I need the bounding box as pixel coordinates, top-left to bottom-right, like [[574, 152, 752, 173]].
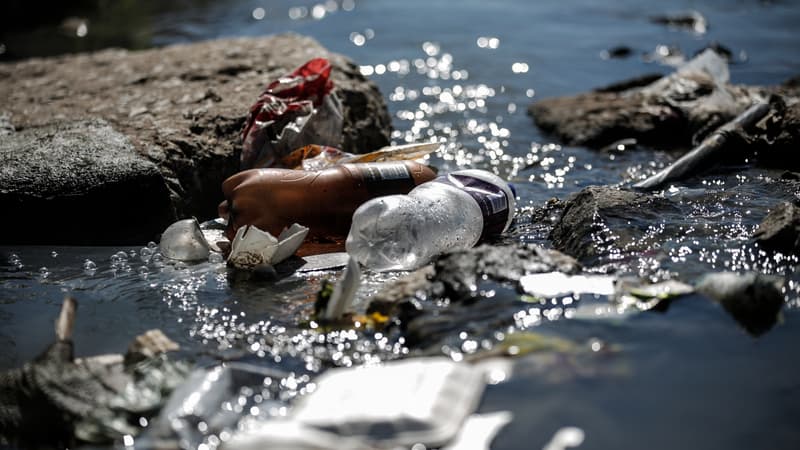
[[321, 256, 361, 320], [159, 218, 212, 261], [227, 223, 309, 269], [137, 362, 290, 449], [296, 252, 350, 272]]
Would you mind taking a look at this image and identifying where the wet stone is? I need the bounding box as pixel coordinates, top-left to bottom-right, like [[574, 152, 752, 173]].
[[0, 119, 176, 244], [434, 244, 581, 300], [755, 101, 800, 170], [549, 186, 679, 262], [527, 50, 788, 151], [695, 272, 784, 336], [753, 202, 800, 255], [0, 34, 392, 242]]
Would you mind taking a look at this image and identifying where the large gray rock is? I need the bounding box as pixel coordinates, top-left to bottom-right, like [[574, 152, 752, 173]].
[[0, 34, 392, 243], [528, 50, 799, 151], [0, 119, 175, 244], [549, 186, 678, 262]]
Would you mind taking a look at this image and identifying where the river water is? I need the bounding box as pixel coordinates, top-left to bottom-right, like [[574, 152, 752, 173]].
[[2, 1, 800, 449]]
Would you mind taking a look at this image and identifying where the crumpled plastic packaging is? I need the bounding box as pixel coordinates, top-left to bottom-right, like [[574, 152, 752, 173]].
[[227, 223, 309, 269], [280, 142, 440, 171], [241, 58, 343, 169], [639, 49, 762, 131]]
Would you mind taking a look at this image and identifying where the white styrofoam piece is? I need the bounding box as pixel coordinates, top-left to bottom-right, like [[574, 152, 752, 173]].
[[519, 272, 616, 298], [227, 224, 309, 269], [291, 357, 486, 448]]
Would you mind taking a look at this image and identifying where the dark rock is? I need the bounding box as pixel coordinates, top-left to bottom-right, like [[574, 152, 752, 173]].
[[694, 42, 734, 62], [434, 244, 581, 300], [695, 272, 784, 336], [529, 88, 687, 149], [510, 197, 566, 245], [0, 34, 392, 243], [780, 171, 800, 181], [528, 50, 774, 150], [756, 102, 800, 169], [367, 244, 580, 347], [753, 202, 800, 254], [549, 186, 679, 261], [0, 119, 176, 244], [600, 46, 634, 59], [593, 73, 664, 94]]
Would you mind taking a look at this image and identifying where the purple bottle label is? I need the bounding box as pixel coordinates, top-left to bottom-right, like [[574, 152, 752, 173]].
[[435, 173, 510, 241]]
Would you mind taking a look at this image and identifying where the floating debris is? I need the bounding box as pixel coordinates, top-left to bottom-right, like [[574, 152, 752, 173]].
[[159, 218, 212, 261], [227, 224, 309, 269]]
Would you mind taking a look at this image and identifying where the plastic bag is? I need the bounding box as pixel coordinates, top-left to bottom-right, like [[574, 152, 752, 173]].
[[241, 58, 343, 169], [279, 142, 441, 171]]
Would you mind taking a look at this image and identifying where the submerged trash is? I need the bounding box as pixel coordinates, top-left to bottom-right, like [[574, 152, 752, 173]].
[[159, 218, 213, 261], [696, 272, 784, 336], [0, 297, 188, 447], [241, 58, 343, 169], [347, 169, 516, 271], [138, 362, 293, 450], [145, 358, 493, 449], [227, 223, 309, 269]]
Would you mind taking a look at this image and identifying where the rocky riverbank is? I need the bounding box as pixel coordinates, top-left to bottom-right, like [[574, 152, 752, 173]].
[[0, 34, 391, 244]]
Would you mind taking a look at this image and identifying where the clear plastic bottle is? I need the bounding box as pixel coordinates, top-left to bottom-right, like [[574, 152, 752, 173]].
[[346, 169, 516, 271]]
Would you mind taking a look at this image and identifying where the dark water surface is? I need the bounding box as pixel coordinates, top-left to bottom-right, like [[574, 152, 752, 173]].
[[2, 1, 800, 449]]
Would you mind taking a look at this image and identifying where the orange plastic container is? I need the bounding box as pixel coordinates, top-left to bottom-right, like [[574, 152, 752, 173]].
[[220, 161, 436, 247]]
